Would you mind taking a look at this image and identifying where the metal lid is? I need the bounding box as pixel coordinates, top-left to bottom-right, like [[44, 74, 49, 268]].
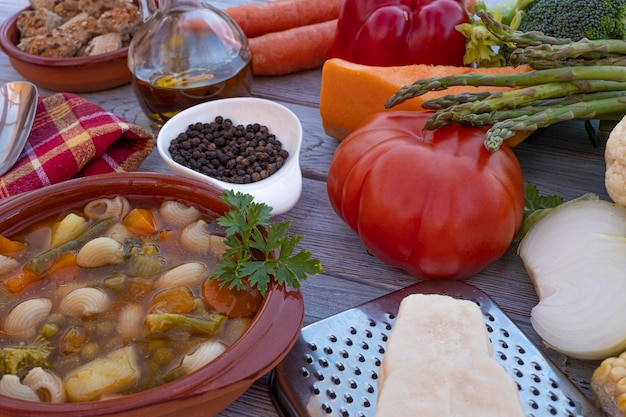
[[270, 280, 602, 417]]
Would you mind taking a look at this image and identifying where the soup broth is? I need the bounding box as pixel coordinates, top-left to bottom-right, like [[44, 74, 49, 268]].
[[0, 196, 256, 403]]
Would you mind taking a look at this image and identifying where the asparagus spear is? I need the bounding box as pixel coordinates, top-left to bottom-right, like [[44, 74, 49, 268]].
[[514, 56, 626, 70], [476, 9, 626, 60], [424, 81, 626, 129], [485, 96, 626, 151], [512, 43, 626, 61], [421, 91, 493, 110], [425, 80, 626, 127], [423, 81, 626, 111], [386, 67, 626, 108], [475, 9, 571, 47], [440, 90, 626, 128]]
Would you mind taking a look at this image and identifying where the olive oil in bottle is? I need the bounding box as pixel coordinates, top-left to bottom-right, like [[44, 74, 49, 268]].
[[131, 62, 251, 125], [128, 0, 251, 126]]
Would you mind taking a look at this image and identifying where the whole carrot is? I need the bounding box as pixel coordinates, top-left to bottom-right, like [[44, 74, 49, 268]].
[[225, 0, 343, 38], [249, 19, 337, 76]]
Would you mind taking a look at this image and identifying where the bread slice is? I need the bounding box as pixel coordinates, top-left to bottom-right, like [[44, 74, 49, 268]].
[[16, 8, 62, 38], [59, 12, 98, 44], [82, 32, 121, 56], [18, 32, 82, 57], [375, 294, 526, 417]]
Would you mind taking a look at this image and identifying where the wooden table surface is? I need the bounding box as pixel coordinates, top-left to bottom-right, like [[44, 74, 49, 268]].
[[0, 0, 612, 415]]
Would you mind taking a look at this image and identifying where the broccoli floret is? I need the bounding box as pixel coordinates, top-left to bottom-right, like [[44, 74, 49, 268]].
[[0, 340, 53, 377], [518, 0, 626, 41]]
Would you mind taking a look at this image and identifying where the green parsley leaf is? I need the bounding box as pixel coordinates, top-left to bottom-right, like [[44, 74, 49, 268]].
[[514, 184, 564, 243], [211, 190, 324, 297]]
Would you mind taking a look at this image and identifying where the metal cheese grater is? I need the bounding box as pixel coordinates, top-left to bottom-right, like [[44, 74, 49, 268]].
[[270, 280, 604, 417]]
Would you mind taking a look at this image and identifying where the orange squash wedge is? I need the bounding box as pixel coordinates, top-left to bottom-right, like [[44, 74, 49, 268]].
[[320, 58, 533, 145]]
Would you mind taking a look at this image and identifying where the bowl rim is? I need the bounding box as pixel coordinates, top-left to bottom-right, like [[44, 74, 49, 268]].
[[0, 6, 129, 67], [0, 173, 304, 415]]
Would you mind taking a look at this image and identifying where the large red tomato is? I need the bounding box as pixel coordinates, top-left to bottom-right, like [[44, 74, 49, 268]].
[[327, 111, 525, 279]]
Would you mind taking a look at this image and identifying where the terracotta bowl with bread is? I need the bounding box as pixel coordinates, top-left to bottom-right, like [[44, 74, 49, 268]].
[[0, 4, 138, 93]]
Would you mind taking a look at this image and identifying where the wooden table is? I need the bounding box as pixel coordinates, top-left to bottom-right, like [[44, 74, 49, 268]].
[[0, 0, 611, 415]]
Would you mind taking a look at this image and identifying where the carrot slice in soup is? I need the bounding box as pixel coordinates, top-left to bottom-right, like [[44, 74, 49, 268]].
[[4, 268, 40, 293], [47, 252, 78, 282], [4, 252, 78, 293], [150, 286, 196, 314], [202, 278, 263, 319], [0, 235, 26, 254], [124, 208, 157, 235]]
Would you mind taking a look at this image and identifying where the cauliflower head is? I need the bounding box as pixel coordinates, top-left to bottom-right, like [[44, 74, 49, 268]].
[[605, 115, 626, 206]]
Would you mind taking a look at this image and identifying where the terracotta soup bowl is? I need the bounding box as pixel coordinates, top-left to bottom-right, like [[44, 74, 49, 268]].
[[0, 172, 304, 417]]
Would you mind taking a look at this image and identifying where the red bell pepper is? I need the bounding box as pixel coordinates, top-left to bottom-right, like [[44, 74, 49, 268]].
[[329, 0, 471, 67]]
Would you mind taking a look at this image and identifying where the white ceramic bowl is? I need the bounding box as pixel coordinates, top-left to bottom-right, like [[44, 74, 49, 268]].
[[157, 97, 303, 215]]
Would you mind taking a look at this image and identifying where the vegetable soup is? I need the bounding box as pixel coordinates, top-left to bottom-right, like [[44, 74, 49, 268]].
[[0, 196, 258, 403]]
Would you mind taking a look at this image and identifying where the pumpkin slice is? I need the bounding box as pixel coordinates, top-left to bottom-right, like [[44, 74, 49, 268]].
[[320, 58, 533, 144]]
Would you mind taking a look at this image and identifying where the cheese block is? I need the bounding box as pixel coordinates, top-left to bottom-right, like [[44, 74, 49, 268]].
[[375, 294, 525, 417]]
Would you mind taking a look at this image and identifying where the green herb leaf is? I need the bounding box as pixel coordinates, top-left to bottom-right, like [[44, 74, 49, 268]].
[[211, 190, 324, 297], [524, 183, 563, 212], [514, 184, 564, 243]]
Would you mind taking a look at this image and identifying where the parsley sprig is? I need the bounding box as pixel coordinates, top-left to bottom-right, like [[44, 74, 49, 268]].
[[211, 190, 324, 296], [514, 184, 564, 243]]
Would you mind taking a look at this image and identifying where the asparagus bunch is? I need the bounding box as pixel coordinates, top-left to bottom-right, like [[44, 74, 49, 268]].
[[478, 9, 626, 68], [385, 11, 626, 152]]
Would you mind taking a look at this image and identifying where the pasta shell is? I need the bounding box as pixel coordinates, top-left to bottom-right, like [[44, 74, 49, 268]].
[[118, 303, 144, 342], [50, 213, 88, 247], [84, 196, 131, 220], [155, 262, 207, 289], [179, 220, 210, 253], [0, 375, 40, 402], [160, 200, 201, 227], [23, 367, 66, 403], [3, 298, 52, 337], [180, 220, 229, 257], [0, 254, 19, 275], [59, 287, 112, 318], [105, 223, 133, 243], [181, 340, 227, 374], [76, 237, 125, 268], [207, 234, 229, 258]]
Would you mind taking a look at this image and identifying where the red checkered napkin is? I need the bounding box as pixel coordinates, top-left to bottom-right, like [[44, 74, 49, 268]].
[[0, 93, 153, 198]]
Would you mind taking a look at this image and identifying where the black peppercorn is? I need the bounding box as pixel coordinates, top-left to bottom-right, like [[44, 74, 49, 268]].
[[168, 116, 289, 184]]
